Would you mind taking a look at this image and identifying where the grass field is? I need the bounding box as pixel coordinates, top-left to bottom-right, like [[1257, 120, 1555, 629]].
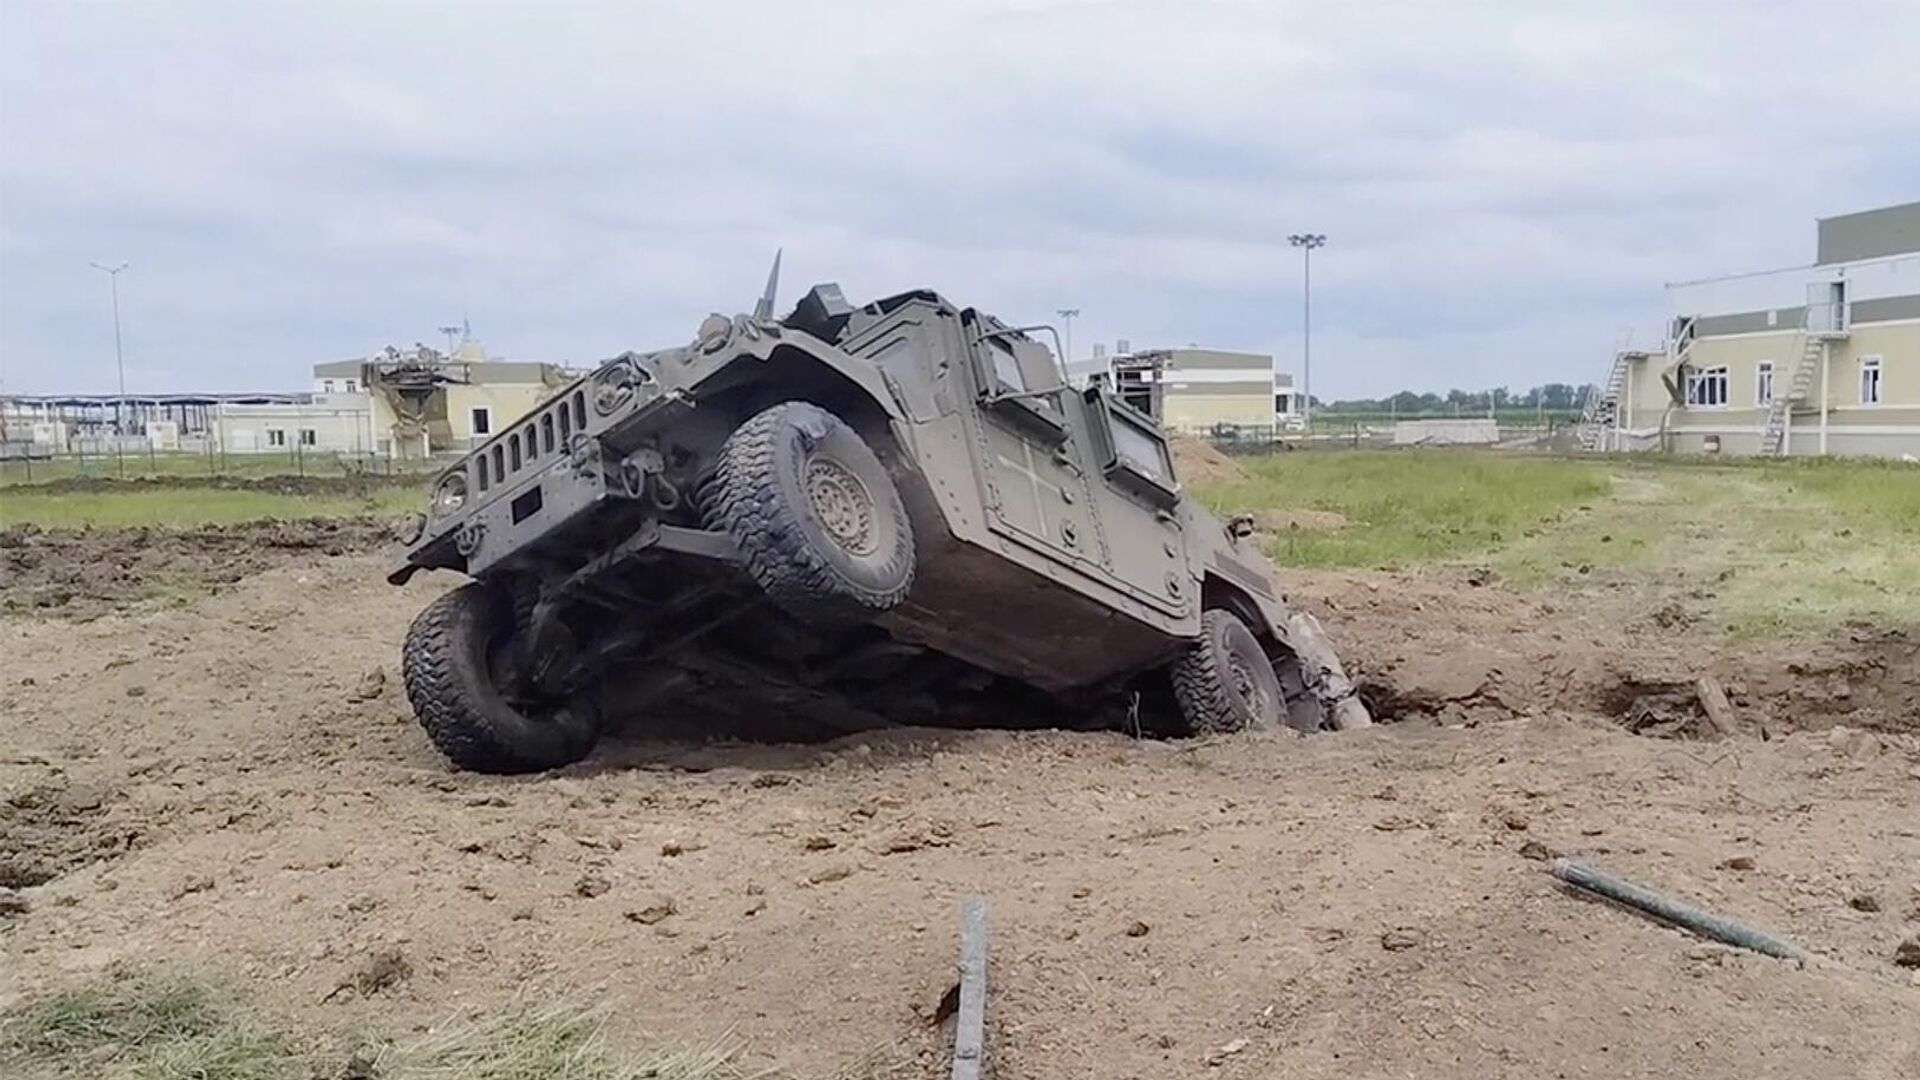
[[0, 486, 423, 529], [1195, 449, 1920, 637], [1198, 451, 1612, 568]]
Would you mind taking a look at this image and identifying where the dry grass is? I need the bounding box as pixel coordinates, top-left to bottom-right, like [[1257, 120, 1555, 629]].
[[374, 999, 767, 1080], [3, 978, 808, 1080], [0, 976, 287, 1080]]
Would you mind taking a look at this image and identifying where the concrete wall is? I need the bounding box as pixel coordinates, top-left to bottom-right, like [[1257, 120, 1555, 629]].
[[1393, 418, 1500, 446]]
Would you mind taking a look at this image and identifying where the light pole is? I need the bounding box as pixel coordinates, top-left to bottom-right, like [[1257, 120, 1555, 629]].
[[1056, 308, 1080, 368], [90, 261, 130, 475], [1287, 234, 1325, 429]]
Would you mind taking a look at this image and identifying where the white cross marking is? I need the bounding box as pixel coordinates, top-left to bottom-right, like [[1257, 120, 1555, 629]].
[[995, 438, 1066, 533]]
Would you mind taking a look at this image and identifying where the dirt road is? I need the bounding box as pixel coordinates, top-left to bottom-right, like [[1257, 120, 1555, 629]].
[[3, 538, 1918, 1078]]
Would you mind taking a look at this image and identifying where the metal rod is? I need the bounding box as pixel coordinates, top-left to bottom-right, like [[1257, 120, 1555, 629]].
[[951, 898, 988, 1080], [1550, 858, 1805, 961]]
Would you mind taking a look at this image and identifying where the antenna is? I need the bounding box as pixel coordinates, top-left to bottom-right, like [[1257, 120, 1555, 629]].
[[753, 249, 783, 320]]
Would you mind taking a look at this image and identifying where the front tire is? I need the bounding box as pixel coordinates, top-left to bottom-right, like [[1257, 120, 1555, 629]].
[[401, 583, 600, 773], [1169, 609, 1286, 735], [702, 401, 916, 626]]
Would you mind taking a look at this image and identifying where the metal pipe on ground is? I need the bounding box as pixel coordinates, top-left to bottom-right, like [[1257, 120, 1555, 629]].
[[1549, 858, 1805, 962]]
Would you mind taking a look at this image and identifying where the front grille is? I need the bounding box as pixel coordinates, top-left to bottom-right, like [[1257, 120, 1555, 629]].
[[472, 387, 588, 495]]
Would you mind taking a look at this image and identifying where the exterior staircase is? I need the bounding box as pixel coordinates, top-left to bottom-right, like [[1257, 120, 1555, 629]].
[[1759, 333, 1828, 457], [1576, 352, 1630, 451]]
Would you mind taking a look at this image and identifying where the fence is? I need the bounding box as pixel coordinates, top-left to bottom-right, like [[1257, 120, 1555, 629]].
[[1206, 416, 1575, 456], [0, 443, 453, 486]]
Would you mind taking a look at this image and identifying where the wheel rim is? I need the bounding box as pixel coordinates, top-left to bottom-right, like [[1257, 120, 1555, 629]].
[[1225, 641, 1275, 723], [804, 454, 878, 556]]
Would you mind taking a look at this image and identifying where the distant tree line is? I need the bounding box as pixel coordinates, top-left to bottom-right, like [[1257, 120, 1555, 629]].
[[1317, 382, 1596, 416]]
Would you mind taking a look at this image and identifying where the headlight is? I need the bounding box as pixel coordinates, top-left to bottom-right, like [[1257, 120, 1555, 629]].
[[432, 472, 469, 515]]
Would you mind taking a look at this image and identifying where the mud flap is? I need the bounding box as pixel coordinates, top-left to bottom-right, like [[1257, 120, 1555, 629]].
[[1281, 611, 1372, 730]]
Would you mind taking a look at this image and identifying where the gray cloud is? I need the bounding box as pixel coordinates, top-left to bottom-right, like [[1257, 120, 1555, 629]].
[[3, 0, 1917, 398]]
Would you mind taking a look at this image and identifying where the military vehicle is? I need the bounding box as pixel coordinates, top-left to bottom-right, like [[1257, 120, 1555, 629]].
[[388, 262, 1370, 773]]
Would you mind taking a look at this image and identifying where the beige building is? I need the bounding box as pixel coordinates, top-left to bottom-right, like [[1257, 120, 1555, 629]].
[[1589, 200, 1920, 457], [1075, 347, 1301, 439], [312, 339, 582, 458]]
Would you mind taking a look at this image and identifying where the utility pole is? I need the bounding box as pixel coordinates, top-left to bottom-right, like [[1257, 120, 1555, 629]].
[[1055, 308, 1080, 368], [90, 261, 130, 476], [1287, 234, 1326, 431]]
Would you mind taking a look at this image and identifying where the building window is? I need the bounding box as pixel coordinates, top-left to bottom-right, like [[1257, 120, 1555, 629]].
[[471, 407, 491, 435], [300, 428, 317, 446], [1755, 362, 1773, 406], [344, 379, 357, 392], [267, 429, 287, 447], [1683, 365, 1729, 408], [323, 379, 336, 392], [1860, 356, 1882, 405]]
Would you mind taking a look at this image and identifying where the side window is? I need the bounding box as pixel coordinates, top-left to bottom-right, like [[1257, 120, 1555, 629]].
[[1083, 387, 1180, 507], [471, 406, 491, 435], [972, 330, 1066, 439], [987, 338, 1027, 394], [1110, 413, 1175, 487]]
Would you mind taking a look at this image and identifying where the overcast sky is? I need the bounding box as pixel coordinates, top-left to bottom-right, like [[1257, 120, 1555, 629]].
[[3, 0, 1917, 400]]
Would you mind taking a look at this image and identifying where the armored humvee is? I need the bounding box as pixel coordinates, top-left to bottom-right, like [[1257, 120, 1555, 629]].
[[388, 265, 1369, 773]]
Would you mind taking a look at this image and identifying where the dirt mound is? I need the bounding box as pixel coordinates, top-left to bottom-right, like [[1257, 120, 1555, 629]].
[[7, 472, 425, 497], [0, 518, 400, 619], [1170, 435, 1247, 486], [1288, 566, 1920, 737]]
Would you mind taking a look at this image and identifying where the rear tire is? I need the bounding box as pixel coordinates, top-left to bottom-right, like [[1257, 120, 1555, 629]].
[[401, 583, 600, 773], [1169, 609, 1286, 735], [702, 401, 916, 626]]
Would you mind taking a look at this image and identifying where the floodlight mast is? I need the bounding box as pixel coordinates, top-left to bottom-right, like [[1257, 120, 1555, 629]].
[[1287, 234, 1326, 429]]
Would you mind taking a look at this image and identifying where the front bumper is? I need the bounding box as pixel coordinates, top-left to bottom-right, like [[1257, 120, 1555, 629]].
[[388, 386, 691, 586]]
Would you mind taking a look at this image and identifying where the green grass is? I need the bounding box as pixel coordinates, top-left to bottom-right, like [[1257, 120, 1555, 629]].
[[1494, 459, 1920, 637], [1198, 450, 1611, 568], [0, 487, 423, 529], [1192, 447, 1920, 639]]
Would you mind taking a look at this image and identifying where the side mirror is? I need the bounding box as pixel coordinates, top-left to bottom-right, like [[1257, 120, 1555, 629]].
[[1228, 513, 1256, 540]]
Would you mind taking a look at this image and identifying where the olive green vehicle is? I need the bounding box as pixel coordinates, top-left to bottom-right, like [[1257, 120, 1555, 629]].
[[389, 263, 1370, 773]]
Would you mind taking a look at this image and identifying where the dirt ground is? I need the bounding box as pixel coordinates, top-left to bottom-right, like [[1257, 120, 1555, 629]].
[[0, 519, 398, 618], [2, 526, 1918, 1077]]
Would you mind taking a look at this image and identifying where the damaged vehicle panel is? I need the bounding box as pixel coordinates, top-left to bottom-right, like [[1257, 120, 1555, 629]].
[[390, 262, 1369, 772]]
